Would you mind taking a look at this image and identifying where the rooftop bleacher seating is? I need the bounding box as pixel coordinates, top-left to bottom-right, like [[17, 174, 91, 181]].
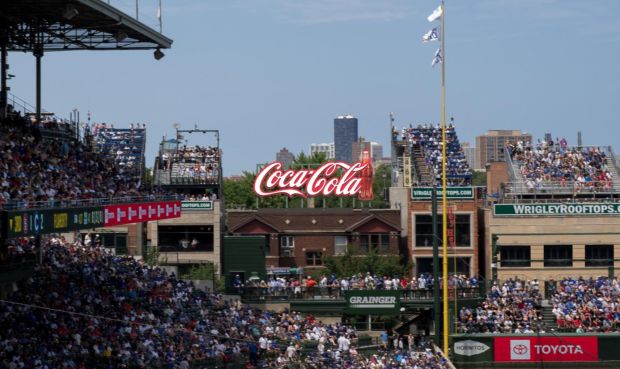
[[507, 139, 615, 193], [398, 123, 472, 186]]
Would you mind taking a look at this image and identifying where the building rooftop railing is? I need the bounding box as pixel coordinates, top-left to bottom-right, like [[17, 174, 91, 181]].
[[1, 194, 182, 211], [503, 180, 617, 196], [239, 286, 482, 302]]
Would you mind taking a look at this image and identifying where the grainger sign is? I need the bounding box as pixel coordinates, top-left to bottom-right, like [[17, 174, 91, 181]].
[[344, 290, 400, 315], [254, 152, 373, 200]]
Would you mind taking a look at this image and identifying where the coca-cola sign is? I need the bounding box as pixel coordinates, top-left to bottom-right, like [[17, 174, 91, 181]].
[[254, 156, 373, 200]]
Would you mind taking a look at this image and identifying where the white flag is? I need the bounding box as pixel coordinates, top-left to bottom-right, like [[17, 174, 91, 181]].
[[427, 5, 443, 22], [422, 27, 439, 43], [157, 4, 161, 20], [431, 48, 442, 67]]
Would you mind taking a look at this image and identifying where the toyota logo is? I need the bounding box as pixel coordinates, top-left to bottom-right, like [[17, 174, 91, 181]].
[[513, 344, 528, 355]]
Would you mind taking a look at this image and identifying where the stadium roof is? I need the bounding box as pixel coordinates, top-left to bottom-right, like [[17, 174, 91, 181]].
[[0, 0, 172, 51]]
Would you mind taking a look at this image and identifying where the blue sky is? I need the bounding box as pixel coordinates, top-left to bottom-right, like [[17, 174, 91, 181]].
[[8, 0, 620, 175]]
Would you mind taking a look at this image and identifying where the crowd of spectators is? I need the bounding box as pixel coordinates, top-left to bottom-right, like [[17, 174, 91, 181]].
[[395, 123, 472, 186], [179, 192, 218, 201], [507, 138, 614, 191], [0, 238, 450, 369], [457, 278, 544, 334], [550, 277, 620, 333], [160, 145, 220, 184], [0, 238, 353, 368], [263, 347, 449, 369], [0, 113, 159, 209], [94, 124, 147, 179], [241, 272, 480, 300]]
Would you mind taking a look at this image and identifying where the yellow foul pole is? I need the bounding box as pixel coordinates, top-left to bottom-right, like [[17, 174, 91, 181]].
[[440, 0, 449, 355]]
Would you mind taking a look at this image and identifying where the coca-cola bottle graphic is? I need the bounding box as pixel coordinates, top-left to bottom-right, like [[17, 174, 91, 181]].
[[358, 150, 374, 201]]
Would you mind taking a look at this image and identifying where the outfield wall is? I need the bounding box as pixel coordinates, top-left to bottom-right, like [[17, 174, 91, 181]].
[[453, 334, 620, 368]]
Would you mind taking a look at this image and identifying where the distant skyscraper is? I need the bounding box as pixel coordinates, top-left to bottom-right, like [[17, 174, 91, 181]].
[[276, 147, 295, 168], [476, 130, 532, 167], [334, 115, 358, 163], [371, 142, 383, 162], [310, 142, 335, 160], [461, 142, 479, 170]]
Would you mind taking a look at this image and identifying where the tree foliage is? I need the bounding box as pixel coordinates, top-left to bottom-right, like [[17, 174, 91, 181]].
[[472, 171, 486, 187], [322, 246, 410, 278]]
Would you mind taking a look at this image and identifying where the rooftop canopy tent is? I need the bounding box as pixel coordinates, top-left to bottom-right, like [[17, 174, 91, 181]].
[[0, 0, 173, 121]]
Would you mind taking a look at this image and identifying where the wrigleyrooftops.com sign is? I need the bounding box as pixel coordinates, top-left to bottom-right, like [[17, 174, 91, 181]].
[[494, 203, 620, 216]]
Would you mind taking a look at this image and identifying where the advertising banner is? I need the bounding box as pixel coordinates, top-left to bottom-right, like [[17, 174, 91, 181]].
[[3, 206, 104, 238], [103, 201, 182, 227], [454, 339, 491, 357], [344, 290, 400, 315], [254, 155, 373, 200], [411, 187, 473, 200], [494, 336, 598, 362], [494, 203, 620, 216], [181, 201, 213, 210]]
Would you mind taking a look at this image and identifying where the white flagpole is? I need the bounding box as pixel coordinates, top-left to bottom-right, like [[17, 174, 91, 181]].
[[158, 0, 163, 33], [440, 0, 449, 357]]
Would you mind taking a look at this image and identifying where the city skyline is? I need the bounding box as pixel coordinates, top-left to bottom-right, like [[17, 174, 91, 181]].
[[6, 0, 620, 175]]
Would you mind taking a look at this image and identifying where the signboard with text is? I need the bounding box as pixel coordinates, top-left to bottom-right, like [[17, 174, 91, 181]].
[[494, 203, 620, 216], [494, 336, 598, 362], [3, 206, 104, 239], [181, 201, 213, 210], [344, 290, 400, 315], [103, 201, 182, 227], [454, 340, 491, 357], [411, 187, 473, 200], [254, 158, 373, 200]]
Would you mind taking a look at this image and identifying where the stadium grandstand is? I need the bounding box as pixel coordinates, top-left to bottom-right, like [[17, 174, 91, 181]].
[[0, 237, 453, 369], [391, 122, 472, 187], [0, 103, 166, 210]]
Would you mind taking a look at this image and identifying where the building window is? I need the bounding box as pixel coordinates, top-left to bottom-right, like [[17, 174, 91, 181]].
[[500, 246, 531, 267], [334, 236, 348, 255], [415, 214, 471, 247], [158, 225, 214, 252], [544, 245, 573, 267], [359, 234, 390, 253], [586, 245, 613, 267], [306, 251, 323, 266], [280, 236, 295, 257], [416, 257, 471, 275]]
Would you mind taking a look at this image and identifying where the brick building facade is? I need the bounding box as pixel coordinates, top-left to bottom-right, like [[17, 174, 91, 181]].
[[227, 208, 402, 272], [408, 195, 480, 277]]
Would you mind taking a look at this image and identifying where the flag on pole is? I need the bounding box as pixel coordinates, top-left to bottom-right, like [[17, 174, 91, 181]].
[[157, 4, 161, 20], [431, 48, 442, 67], [427, 5, 443, 22], [422, 27, 439, 43]]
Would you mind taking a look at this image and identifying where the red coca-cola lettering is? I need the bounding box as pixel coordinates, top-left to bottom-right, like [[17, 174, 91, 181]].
[[254, 161, 372, 198]]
